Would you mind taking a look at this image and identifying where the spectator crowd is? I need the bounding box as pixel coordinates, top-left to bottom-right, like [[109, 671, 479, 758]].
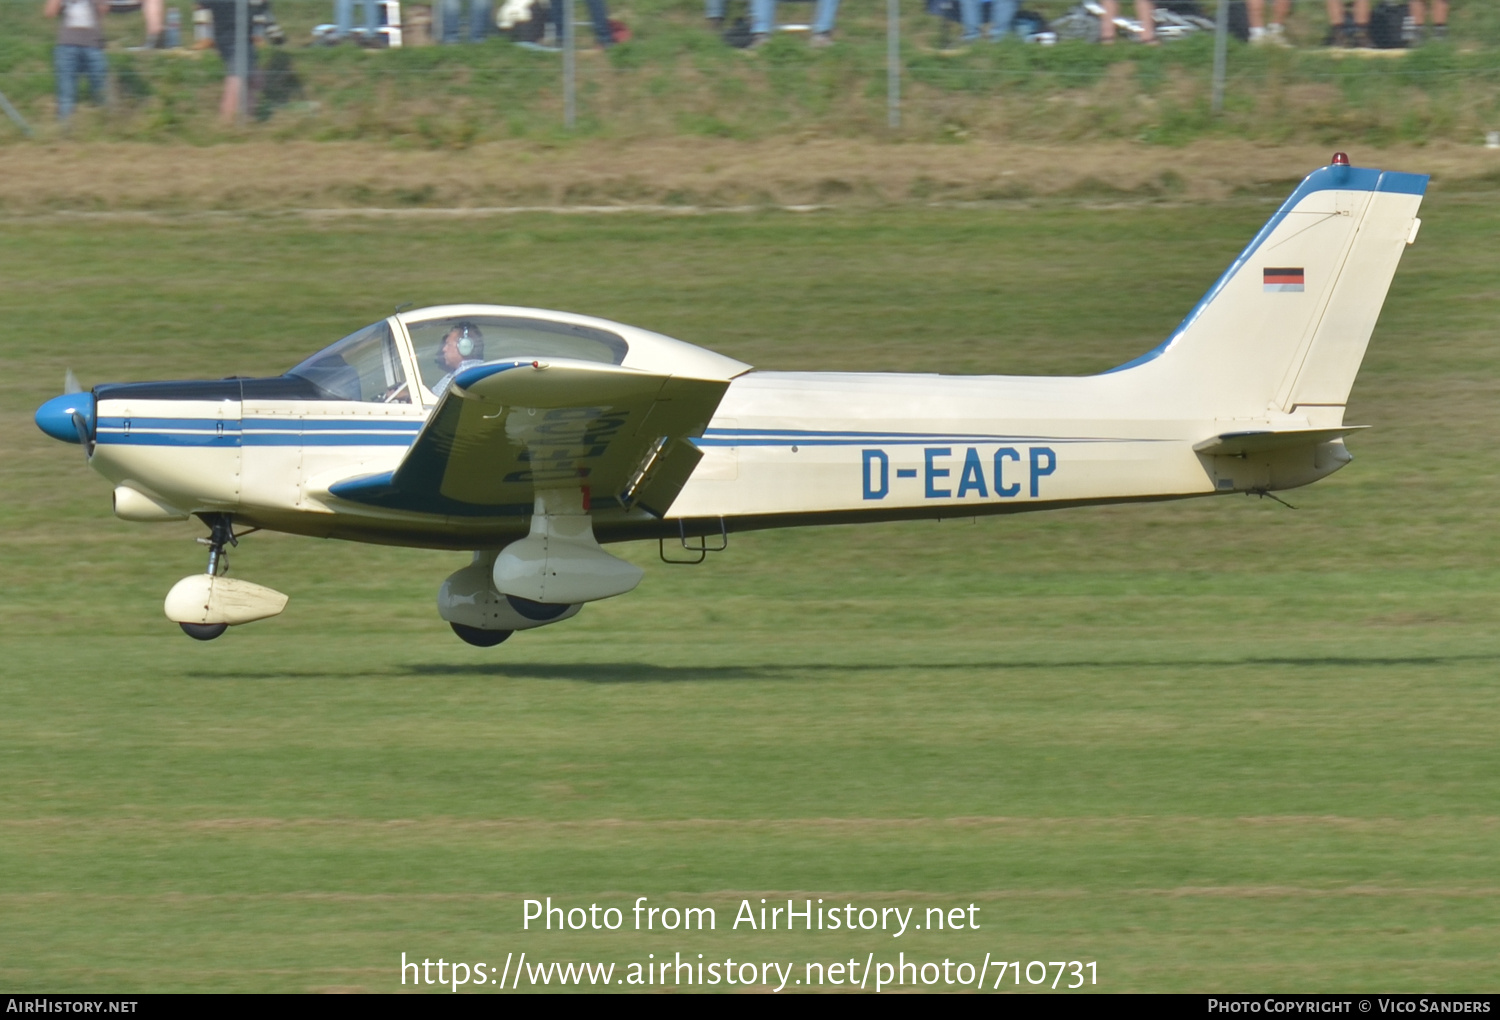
[[40, 0, 1464, 125]]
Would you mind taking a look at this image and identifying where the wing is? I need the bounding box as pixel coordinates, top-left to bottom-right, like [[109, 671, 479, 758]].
[[328, 358, 730, 518]]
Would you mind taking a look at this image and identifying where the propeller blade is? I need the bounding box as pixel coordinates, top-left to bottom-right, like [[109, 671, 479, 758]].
[[71, 411, 94, 458], [64, 369, 81, 395]]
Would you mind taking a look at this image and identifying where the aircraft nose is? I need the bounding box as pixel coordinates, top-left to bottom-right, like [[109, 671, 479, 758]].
[[35, 391, 95, 445]]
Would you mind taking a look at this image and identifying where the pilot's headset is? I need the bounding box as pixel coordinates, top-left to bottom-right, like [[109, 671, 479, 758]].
[[441, 321, 484, 363]]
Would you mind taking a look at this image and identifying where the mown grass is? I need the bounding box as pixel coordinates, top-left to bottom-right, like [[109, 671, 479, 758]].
[[1, 181, 1499, 991], [0, 0, 1497, 145]]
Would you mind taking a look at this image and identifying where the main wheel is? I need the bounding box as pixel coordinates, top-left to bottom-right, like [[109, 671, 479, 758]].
[[450, 623, 513, 647], [180, 622, 228, 641], [504, 595, 571, 622]]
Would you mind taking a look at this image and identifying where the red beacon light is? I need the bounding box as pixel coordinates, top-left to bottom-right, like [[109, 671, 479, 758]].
[[1331, 152, 1350, 166]]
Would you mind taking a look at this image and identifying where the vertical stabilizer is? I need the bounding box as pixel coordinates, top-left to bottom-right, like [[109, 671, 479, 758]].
[[1110, 159, 1426, 422]]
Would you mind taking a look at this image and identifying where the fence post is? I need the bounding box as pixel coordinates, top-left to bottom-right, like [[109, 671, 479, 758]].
[[236, 0, 249, 124], [1211, 0, 1229, 114], [887, 0, 900, 128], [564, 0, 576, 129]]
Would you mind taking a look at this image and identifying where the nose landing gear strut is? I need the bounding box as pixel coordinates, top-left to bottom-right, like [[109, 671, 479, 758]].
[[180, 514, 238, 640], [200, 512, 239, 579]]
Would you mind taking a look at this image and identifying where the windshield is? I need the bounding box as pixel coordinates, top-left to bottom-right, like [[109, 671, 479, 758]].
[[286, 320, 410, 403], [408, 315, 629, 395]]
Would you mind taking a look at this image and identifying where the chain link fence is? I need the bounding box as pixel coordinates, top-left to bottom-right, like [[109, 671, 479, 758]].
[[1, 0, 1497, 142]]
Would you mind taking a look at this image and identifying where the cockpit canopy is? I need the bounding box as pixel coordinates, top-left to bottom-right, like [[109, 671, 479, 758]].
[[287, 319, 407, 403], [281, 305, 746, 406], [406, 314, 629, 393]]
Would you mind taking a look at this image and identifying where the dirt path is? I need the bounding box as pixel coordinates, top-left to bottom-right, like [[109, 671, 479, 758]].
[[1, 137, 1495, 213]]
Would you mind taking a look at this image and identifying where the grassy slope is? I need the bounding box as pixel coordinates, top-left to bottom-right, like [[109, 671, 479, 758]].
[[0, 0, 1497, 145], [1, 186, 1498, 990]]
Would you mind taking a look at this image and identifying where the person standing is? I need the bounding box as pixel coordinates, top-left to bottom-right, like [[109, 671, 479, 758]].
[[441, 0, 493, 43], [45, 0, 108, 121], [336, 0, 380, 42], [1409, 0, 1449, 42], [201, 0, 256, 123], [958, 0, 1018, 43], [750, 0, 840, 48], [550, 0, 614, 48], [1247, 0, 1291, 46], [141, 0, 166, 47], [1100, 1, 1155, 44], [1324, 0, 1370, 46]]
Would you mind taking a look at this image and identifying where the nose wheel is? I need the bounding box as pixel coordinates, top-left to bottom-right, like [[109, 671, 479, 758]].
[[169, 514, 278, 641]]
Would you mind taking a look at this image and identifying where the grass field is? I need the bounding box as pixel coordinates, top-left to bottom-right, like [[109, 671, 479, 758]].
[[2, 174, 1499, 991]]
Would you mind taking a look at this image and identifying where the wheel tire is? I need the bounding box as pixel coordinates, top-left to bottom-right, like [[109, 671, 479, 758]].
[[180, 622, 228, 641], [504, 594, 571, 622], [450, 623, 513, 647]]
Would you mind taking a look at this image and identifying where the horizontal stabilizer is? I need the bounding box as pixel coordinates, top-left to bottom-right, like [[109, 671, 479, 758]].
[[1192, 426, 1367, 457]]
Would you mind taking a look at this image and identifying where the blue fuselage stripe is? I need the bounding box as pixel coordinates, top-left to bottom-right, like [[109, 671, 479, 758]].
[[99, 416, 421, 432], [96, 416, 1154, 451], [99, 436, 417, 447], [96, 433, 243, 448], [242, 418, 423, 431], [245, 434, 416, 446], [99, 435, 417, 448], [97, 416, 241, 432], [95, 411, 423, 448], [693, 436, 1142, 447]]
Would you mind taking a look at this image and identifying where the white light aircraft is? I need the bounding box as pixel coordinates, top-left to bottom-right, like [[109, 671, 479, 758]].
[[35, 156, 1426, 645]]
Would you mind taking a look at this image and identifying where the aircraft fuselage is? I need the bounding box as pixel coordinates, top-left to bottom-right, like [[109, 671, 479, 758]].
[[84, 368, 1347, 550]]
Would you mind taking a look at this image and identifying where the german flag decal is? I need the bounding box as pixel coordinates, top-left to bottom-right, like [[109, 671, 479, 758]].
[[1263, 267, 1305, 293]]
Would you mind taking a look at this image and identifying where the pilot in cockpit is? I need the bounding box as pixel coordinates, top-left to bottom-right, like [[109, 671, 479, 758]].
[[430, 322, 486, 397]]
